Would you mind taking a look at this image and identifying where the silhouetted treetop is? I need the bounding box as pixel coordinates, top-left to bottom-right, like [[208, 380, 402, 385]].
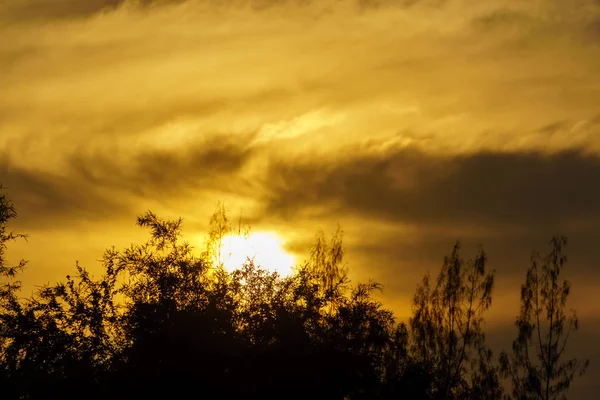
[[500, 236, 589, 400], [0, 189, 590, 400]]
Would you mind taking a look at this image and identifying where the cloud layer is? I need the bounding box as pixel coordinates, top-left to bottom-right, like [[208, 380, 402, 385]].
[[1, 1, 600, 396]]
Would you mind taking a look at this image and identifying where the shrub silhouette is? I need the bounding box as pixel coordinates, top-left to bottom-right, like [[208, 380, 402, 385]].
[[0, 188, 590, 399]]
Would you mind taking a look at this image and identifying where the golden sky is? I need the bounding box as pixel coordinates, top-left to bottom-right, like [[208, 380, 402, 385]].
[[2, 0, 600, 397]]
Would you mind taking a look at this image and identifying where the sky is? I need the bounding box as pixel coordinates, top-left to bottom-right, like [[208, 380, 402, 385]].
[[1, 0, 600, 397]]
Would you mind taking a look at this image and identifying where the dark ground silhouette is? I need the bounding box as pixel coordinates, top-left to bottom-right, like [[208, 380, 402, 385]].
[[0, 188, 589, 399]]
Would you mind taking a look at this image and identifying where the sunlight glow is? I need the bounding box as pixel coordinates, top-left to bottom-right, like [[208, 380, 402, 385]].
[[219, 232, 295, 277]]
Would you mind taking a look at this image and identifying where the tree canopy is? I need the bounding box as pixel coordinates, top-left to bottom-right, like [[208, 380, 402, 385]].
[[0, 189, 589, 400]]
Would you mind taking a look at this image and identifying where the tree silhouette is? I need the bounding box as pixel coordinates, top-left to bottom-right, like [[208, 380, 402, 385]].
[[410, 242, 502, 399], [307, 226, 347, 295], [0, 188, 592, 400], [202, 201, 251, 269], [0, 186, 31, 398], [500, 236, 589, 400], [0, 186, 27, 316]]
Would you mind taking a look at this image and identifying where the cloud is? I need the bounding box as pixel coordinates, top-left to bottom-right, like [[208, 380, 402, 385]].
[[2, 0, 600, 167], [2, 5, 600, 392], [1, 0, 599, 271], [255, 148, 600, 289], [1, 0, 600, 354], [264, 148, 600, 230], [0, 136, 255, 229], [0, 0, 124, 21], [0, 157, 127, 230], [69, 135, 255, 195]]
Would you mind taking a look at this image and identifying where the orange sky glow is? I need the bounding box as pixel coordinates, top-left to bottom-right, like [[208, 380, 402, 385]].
[[2, 0, 600, 397]]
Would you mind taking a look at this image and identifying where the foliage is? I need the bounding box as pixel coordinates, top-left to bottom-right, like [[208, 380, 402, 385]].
[[0, 189, 590, 400], [203, 201, 250, 267], [307, 226, 347, 294], [0, 185, 27, 312], [500, 237, 589, 400], [0, 186, 29, 396], [410, 242, 502, 400]]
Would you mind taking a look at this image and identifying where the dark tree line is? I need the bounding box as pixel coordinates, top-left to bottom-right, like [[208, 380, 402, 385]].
[[0, 188, 589, 399]]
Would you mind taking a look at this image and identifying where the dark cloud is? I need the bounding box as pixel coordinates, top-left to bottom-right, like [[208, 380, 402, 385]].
[[68, 135, 255, 197], [264, 148, 600, 232], [585, 16, 600, 41], [1, 0, 123, 21], [0, 0, 210, 22], [471, 8, 534, 33], [0, 158, 127, 230], [0, 0, 454, 23], [261, 146, 600, 294], [0, 137, 255, 229]]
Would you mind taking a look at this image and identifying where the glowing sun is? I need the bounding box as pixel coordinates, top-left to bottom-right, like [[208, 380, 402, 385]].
[[218, 232, 295, 277]]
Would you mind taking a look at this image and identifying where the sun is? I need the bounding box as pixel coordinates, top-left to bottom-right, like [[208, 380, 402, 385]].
[[218, 232, 295, 277]]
